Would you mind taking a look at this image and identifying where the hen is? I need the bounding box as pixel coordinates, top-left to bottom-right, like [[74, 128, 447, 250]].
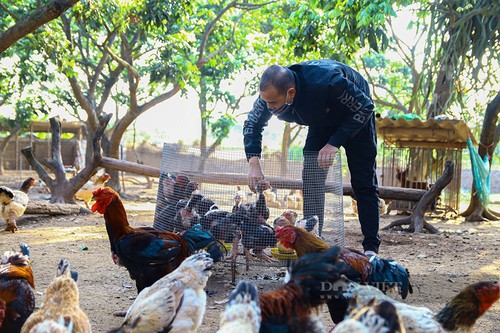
[[0, 242, 35, 333], [332, 279, 499, 333], [331, 298, 405, 333], [258, 246, 345, 333], [108, 251, 213, 333], [28, 317, 73, 333], [237, 180, 277, 262], [21, 258, 90, 333], [216, 280, 261, 333], [0, 177, 36, 232], [154, 173, 199, 231], [275, 225, 412, 324], [74, 172, 110, 209], [91, 187, 222, 292]]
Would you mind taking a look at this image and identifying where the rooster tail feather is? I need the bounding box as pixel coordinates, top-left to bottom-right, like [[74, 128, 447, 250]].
[[181, 228, 223, 263], [288, 246, 344, 307], [368, 256, 412, 299]]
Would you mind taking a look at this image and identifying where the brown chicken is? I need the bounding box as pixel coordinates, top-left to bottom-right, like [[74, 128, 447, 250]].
[[91, 187, 222, 292], [275, 225, 412, 324], [0, 177, 36, 232], [21, 258, 90, 333], [74, 172, 110, 208], [0, 242, 35, 333]]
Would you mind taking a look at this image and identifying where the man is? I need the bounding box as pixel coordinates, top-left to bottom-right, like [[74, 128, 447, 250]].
[[243, 59, 380, 255]]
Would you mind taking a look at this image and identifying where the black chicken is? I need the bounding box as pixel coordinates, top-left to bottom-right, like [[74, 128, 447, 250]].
[[238, 180, 277, 262]]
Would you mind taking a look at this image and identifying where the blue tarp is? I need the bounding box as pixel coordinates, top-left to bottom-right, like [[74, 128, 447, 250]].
[[467, 138, 491, 207]]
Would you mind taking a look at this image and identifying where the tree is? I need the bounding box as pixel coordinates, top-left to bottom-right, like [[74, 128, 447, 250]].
[[0, 0, 79, 54], [21, 114, 111, 204], [461, 91, 500, 221]]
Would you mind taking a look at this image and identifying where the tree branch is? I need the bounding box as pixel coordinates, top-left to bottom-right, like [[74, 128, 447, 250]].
[[0, 0, 79, 54]]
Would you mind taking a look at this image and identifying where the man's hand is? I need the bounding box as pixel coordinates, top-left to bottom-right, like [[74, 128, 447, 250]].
[[248, 156, 265, 192], [317, 144, 339, 169]]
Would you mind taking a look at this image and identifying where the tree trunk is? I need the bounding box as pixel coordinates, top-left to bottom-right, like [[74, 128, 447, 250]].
[[21, 114, 112, 203], [383, 160, 454, 233], [461, 91, 500, 221], [426, 58, 453, 118]]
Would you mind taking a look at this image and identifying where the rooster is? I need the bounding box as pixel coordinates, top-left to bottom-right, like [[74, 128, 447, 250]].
[[275, 225, 412, 324], [216, 280, 261, 333], [331, 298, 405, 333], [21, 258, 90, 333], [91, 187, 222, 292], [0, 177, 36, 232], [0, 243, 35, 333], [258, 246, 346, 332], [332, 279, 499, 333], [108, 252, 213, 333], [74, 172, 110, 209]]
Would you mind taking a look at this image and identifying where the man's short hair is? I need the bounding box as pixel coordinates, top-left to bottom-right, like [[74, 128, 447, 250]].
[[260, 65, 294, 95]]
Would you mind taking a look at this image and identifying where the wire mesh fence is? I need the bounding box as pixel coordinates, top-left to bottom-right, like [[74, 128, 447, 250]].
[[153, 144, 345, 263]]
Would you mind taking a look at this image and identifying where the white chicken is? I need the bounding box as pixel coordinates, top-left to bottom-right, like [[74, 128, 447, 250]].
[[109, 251, 214, 333], [216, 280, 261, 333], [332, 279, 499, 333], [74, 173, 110, 208], [0, 177, 36, 232]]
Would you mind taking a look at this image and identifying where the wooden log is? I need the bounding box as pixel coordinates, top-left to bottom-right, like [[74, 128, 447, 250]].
[[25, 201, 91, 215], [99, 157, 427, 201]]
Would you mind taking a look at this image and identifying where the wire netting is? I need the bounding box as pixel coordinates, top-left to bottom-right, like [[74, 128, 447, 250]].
[[153, 144, 344, 253]]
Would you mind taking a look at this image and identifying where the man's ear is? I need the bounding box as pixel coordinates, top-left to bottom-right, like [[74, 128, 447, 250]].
[[288, 87, 296, 99]]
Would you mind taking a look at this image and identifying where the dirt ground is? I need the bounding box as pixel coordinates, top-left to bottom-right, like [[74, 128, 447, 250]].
[[1, 173, 499, 333]]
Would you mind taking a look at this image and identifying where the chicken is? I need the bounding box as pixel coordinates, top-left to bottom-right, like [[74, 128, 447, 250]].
[[216, 280, 261, 333], [91, 187, 222, 292], [258, 246, 346, 333], [108, 252, 213, 333], [0, 242, 35, 333], [0, 177, 36, 232], [171, 194, 204, 232], [352, 197, 387, 215], [28, 317, 73, 333], [238, 180, 277, 262], [331, 279, 499, 333], [263, 187, 281, 208], [232, 186, 246, 213], [21, 258, 90, 333], [199, 209, 242, 261], [154, 174, 199, 231], [275, 225, 412, 324], [284, 189, 303, 210], [74, 172, 110, 209], [331, 298, 405, 333], [273, 210, 299, 228]]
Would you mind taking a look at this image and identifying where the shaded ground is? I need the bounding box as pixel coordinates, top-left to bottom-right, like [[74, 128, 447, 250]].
[[0, 173, 499, 332]]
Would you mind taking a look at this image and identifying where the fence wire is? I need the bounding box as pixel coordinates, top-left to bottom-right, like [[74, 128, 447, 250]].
[[153, 145, 344, 254]]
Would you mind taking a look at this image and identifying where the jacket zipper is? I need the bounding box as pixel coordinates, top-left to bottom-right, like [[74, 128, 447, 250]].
[[292, 108, 308, 125]]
